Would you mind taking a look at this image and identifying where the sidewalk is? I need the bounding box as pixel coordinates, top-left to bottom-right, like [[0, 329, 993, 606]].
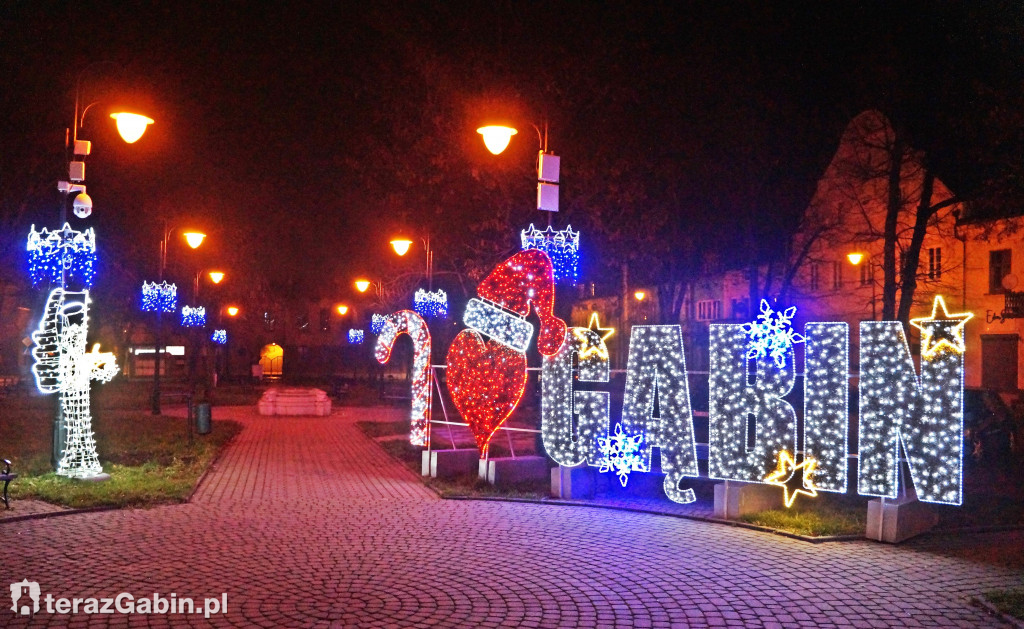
[[1, 405, 1020, 628]]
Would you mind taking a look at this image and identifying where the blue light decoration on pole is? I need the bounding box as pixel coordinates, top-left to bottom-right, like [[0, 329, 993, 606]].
[[141, 281, 177, 313], [520, 224, 580, 283], [413, 289, 448, 319], [181, 305, 206, 328], [370, 313, 386, 334], [348, 329, 365, 344], [27, 224, 97, 288], [211, 329, 227, 344]]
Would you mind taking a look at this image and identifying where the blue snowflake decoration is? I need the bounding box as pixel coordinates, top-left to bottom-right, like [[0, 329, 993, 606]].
[[141, 281, 177, 313], [413, 289, 448, 319], [597, 423, 649, 487], [370, 313, 386, 335], [742, 299, 805, 369], [27, 224, 97, 288], [211, 329, 227, 344], [521, 224, 579, 283], [348, 329, 365, 344], [181, 305, 206, 328]]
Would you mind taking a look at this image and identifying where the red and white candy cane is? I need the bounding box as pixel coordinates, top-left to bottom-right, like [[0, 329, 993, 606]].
[[374, 310, 432, 447]]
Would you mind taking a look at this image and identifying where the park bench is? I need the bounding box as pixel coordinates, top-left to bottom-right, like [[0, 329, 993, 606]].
[[0, 459, 17, 509]]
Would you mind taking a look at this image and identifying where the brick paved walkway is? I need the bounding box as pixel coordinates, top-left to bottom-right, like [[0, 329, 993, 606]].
[[2, 406, 1021, 628]]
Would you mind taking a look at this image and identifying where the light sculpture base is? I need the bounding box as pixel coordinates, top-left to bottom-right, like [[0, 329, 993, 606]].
[[550, 464, 596, 499], [421, 449, 480, 479], [866, 496, 938, 543], [478, 456, 550, 487], [713, 481, 785, 519]]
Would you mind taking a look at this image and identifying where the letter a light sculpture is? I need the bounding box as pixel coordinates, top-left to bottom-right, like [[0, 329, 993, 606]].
[[31, 289, 118, 478]]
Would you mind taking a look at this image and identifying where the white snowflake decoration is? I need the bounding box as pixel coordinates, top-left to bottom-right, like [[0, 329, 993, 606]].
[[597, 423, 649, 487], [743, 299, 805, 369]]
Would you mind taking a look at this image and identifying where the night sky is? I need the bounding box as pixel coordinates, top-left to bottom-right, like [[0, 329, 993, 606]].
[[2, 2, 1022, 306]]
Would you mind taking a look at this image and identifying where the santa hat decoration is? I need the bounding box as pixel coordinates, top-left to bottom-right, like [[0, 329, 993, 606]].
[[471, 249, 567, 356]]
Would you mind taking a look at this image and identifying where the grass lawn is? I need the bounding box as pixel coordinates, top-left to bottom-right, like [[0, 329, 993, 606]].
[[984, 588, 1024, 621], [0, 381, 242, 509], [737, 500, 867, 537]]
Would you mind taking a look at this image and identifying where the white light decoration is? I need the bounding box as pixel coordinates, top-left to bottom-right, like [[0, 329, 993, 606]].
[[27, 224, 97, 288], [141, 281, 177, 313], [31, 289, 118, 478], [413, 288, 448, 319], [181, 305, 206, 328], [348, 329, 365, 344], [375, 310, 432, 446], [462, 298, 534, 352], [743, 299, 804, 369], [211, 329, 227, 344], [708, 324, 797, 484], [520, 224, 580, 283], [540, 327, 610, 467], [370, 313, 387, 334], [858, 297, 970, 505], [598, 423, 647, 487], [803, 322, 849, 493], [618, 326, 699, 504]]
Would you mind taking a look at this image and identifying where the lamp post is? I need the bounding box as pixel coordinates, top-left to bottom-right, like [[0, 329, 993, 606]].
[[151, 226, 205, 415], [389, 236, 433, 289], [847, 251, 876, 320], [477, 121, 560, 227]]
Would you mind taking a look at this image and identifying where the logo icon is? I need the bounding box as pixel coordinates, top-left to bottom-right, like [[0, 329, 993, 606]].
[[10, 580, 40, 615]]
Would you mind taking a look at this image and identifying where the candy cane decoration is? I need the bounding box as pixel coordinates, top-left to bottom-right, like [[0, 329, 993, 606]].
[[375, 310, 432, 446]]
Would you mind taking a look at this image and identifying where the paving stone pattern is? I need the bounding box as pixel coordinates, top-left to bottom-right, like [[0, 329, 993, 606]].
[[2, 406, 1021, 628]]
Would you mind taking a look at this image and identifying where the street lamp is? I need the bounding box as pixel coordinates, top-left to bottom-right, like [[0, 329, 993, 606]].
[[227, 306, 240, 317], [477, 125, 517, 155], [336, 304, 349, 316], [847, 251, 876, 320], [634, 290, 647, 301], [390, 235, 433, 288], [109, 112, 154, 144], [151, 226, 206, 415], [477, 120, 560, 221]]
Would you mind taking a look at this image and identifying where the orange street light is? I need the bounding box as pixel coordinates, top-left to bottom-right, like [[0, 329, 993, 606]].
[[847, 252, 865, 265], [477, 125, 518, 155], [208, 271, 225, 284], [390, 238, 413, 256], [226, 306, 239, 317], [355, 279, 371, 293], [109, 112, 154, 144], [184, 232, 206, 249], [634, 290, 647, 301], [336, 304, 349, 316]]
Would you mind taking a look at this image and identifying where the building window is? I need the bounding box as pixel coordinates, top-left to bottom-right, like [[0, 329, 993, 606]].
[[319, 308, 331, 332], [809, 263, 820, 291], [831, 261, 841, 290], [990, 249, 1012, 294], [860, 263, 871, 287], [696, 300, 722, 321], [928, 247, 942, 280]]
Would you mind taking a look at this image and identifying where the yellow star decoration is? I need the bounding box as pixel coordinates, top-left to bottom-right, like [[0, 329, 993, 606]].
[[764, 450, 819, 508], [909, 295, 973, 358], [574, 312, 615, 360]]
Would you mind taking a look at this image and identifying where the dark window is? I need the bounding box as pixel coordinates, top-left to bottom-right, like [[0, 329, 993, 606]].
[[319, 308, 330, 332], [296, 314, 310, 333], [990, 249, 1012, 294], [928, 247, 942, 280], [809, 263, 820, 291], [860, 263, 871, 287], [263, 311, 276, 331]]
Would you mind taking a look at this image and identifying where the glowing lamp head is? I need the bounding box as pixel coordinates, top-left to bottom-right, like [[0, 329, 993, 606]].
[[390, 238, 413, 256], [847, 252, 865, 266], [477, 125, 517, 155], [336, 304, 349, 315], [355, 280, 370, 293], [110, 112, 154, 144], [634, 290, 646, 301], [226, 306, 239, 316], [184, 232, 206, 249], [208, 271, 224, 284]]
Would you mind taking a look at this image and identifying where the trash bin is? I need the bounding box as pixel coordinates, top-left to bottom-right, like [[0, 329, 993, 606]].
[[196, 403, 212, 435]]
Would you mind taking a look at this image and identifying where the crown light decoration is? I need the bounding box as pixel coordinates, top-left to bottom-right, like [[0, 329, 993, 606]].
[[27, 224, 97, 288], [413, 289, 448, 319], [141, 281, 178, 313], [181, 305, 206, 328], [370, 313, 387, 335], [520, 224, 580, 283], [211, 329, 227, 344], [348, 329, 365, 344]]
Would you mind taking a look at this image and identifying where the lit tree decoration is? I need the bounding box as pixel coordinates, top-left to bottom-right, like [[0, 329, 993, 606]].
[[370, 313, 387, 335], [520, 224, 580, 283], [413, 289, 448, 319], [540, 325, 610, 467], [618, 325, 699, 503], [597, 423, 648, 487], [708, 324, 797, 484], [181, 305, 206, 328], [803, 322, 849, 492], [348, 329, 365, 344], [375, 310, 432, 446], [27, 224, 97, 288], [858, 296, 971, 505], [743, 299, 804, 369], [763, 450, 819, 508], [31, 289, 118, 478], [141, 281, 177, 313], [211, 329, 227, 344]]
